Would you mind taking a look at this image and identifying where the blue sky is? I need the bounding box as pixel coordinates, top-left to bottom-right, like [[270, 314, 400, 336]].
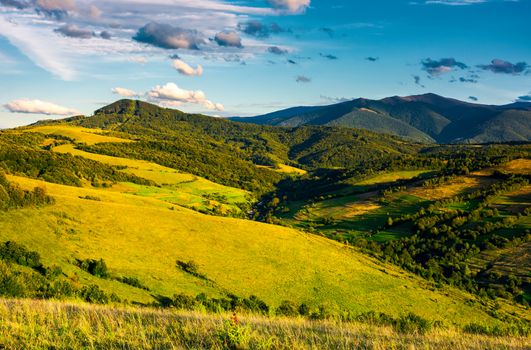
[[0, 0, 530, 128]]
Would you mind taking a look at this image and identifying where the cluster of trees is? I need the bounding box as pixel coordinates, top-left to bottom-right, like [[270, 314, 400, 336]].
[[163, 293, 341, 322], [424, 144, 531, 176], [0, 171, 54, 210], [165, 292, 447, 335]]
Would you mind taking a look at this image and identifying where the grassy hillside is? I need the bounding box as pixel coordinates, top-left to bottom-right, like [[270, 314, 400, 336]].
[[0, 174, 511, 324], [0, 299, 528, 350], [0, 101, 529, 347]]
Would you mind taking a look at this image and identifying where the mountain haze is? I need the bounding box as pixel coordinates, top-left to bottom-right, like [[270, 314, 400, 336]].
[[231, 94, 531, 144]]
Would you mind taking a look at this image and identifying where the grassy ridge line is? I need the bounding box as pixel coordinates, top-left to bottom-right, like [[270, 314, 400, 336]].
[[0, 298, 528, 350], [0, 175, 502, 323]]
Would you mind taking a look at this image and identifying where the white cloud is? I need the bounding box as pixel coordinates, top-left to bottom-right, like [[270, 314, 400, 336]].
[[148, 82, 223, 111], [112, 87, 140, 98], [268, 0, 311, 13], [4, 99, 79, 115], [106, 0, 273, 15], [172, 59, 203, 76]]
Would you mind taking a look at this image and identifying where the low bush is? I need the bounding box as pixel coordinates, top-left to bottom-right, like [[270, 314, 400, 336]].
[[76, 258, 109, 278]]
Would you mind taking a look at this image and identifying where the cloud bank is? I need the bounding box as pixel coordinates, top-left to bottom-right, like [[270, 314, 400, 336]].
[[268, 0, 311, 13], [4, 99, 79, 115], [148, 82, 224, 111]]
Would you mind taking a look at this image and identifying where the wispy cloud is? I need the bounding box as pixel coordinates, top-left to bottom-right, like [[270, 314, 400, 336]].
[[424, 0, 487, 5], [0, 0, 297, 80], [0, 16, 76, 80]]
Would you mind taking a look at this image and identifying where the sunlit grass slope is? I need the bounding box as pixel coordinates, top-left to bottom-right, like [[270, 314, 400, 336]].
[[0, 299, 528, 350], [0, 175, 505, 324]]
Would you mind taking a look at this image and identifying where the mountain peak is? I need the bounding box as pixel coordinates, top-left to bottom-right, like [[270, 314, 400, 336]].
[[94, 99, 163, 116], [232, 94, 531, 144]]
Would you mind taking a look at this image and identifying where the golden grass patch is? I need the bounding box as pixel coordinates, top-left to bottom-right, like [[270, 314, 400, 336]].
[[411, 173, 497, 200], [498, 159, 531, 175], [257, 164, 307, 175], [355, 170, 431, 186]]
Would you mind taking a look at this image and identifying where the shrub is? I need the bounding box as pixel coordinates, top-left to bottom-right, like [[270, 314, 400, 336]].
[[116, 276, 149, 291], [76, 258, 109, 278], [276, 300, 299, 317], [176, 260, 199, 275], [0, 241, 42, 269], [172, 293, 197, 310], [242, 295, 269, 315], [298, 303, 310, 316], [176, 260, 208, 280], [393, 313, 432, 335], [79, 285, 110, 304], [464, 321, 530, 337]]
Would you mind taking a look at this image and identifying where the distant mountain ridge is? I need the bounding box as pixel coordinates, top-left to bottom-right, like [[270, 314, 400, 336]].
[[230, 93, 531, 144]]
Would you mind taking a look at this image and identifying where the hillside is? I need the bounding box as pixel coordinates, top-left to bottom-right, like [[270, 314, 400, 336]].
[[231, 94, 531, 144], [0, 173, 502, 323], [0, 100, 529, 342], [0, 299, 529, 349]]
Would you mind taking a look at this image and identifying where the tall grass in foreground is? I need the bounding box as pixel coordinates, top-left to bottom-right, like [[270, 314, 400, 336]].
[[0, 298, 528, 349]]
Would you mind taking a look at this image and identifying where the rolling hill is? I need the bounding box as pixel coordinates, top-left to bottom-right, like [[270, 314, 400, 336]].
[[0, 99, 529, 347], [231, 93, 531, 144]]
